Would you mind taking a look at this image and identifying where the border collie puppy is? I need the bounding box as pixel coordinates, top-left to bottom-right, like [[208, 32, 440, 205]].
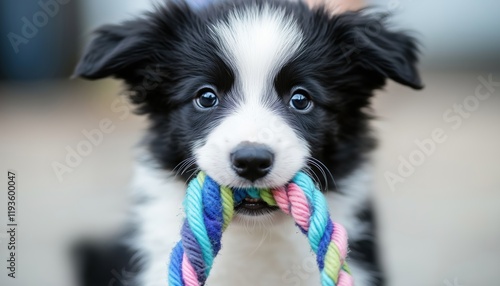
[[74, 1, 422, 285]]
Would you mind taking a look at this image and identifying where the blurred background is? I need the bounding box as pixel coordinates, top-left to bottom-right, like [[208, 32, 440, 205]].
[[0, 0, 499, 285]]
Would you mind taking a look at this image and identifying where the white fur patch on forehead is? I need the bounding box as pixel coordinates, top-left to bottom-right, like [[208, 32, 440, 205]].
[[212, 5, 303, 104]]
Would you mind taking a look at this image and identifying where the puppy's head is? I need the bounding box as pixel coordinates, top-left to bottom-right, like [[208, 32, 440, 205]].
[[75, 1, 422, 197]]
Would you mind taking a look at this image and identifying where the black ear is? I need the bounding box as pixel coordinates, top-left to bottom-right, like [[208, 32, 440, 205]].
[[337, 12, 424, 90], [73, 21, 148, 80]]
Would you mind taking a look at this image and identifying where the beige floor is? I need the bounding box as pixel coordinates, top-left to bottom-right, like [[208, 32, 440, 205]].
[[0, 71, 499, 286]]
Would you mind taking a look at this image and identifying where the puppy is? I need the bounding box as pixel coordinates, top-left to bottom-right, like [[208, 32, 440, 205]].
[[74, 1, 422, 285]]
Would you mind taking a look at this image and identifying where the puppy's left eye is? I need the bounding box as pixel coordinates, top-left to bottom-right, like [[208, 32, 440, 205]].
[[289, 89, 313, 112], [195, 88, 219, 109]]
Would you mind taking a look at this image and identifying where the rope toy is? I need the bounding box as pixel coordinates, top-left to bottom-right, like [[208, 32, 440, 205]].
[[168, 171, 354, 286]]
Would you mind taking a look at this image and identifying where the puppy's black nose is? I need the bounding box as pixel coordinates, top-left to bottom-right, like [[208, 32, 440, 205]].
[[230, 142, 274, 182]]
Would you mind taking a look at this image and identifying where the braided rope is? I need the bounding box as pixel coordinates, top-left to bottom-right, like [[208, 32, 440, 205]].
[[168, 172, 354, 286]]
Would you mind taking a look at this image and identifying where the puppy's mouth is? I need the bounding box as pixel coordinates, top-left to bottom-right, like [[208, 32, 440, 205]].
[[235, 196, 279, 216]]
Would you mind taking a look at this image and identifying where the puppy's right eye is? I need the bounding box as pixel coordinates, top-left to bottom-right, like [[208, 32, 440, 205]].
[[195, 88, 219, 109], [289, 89, 313, 113]]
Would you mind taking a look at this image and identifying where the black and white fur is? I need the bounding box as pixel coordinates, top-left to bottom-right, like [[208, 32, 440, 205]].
[[74, 1, 422, 285]]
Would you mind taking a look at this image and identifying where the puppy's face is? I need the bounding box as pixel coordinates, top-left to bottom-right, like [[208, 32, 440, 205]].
[[194, 7, 309, 189], [75, 2, 422, 213]]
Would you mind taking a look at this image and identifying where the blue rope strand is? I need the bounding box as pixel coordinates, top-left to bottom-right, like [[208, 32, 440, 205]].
[[185, 176, 214, 276], [317, 219, 333, 270], [181, 221, 206, 281], [202, 176, 224, 254], [168, 242, 185, 286]]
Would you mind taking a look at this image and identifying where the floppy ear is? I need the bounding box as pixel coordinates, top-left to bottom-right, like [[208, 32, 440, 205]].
[[336, 12, 424, 90], [73, 21, 148, 80]]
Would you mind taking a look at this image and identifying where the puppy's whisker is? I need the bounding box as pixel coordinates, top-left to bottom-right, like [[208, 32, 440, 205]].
[[174, 157, 197, 177], [249, 223, 269, 256], [308, 160, 328, 191], [309, 157, 335, 183], [184, 167, 201, 185], [304, 159, 326, 191], [302, 166, 323, 191], [174, 157, 194, 172], [307, 157, 337, 191], [180, 162, 197, 176]]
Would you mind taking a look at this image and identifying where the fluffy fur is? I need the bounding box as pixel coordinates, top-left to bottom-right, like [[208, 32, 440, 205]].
[[74, 1, 422, 285]]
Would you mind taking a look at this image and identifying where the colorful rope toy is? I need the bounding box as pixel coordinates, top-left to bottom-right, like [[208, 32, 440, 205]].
[[168, 171, 354, 286]]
